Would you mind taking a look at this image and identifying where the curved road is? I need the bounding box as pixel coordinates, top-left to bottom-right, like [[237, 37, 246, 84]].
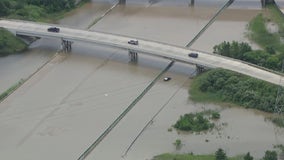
[[0, 19, 283, 86]]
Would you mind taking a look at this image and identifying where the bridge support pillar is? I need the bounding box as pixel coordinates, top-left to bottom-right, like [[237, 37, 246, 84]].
[[119, 0, 126, 5], [261, 0, 275, 7], [129, 50, 138, 62], [190, 0, 195, 6], [61, 39, 72, 53], [196, 64, 206, 74]]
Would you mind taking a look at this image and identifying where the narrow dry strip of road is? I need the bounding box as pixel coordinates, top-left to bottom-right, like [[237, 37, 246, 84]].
[[186, 0, 234, 47], [87, 1, 119, 30], [77, 61, 175, 160]]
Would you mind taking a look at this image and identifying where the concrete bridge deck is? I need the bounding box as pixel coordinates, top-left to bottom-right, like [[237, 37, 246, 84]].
[[0, 19, 283, 86]]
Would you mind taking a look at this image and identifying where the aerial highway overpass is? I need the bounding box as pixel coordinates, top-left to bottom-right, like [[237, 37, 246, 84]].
[[0, 19, 283, 86]]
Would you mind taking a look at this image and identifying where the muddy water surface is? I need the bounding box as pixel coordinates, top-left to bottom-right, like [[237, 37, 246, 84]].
[[0, 39, 57, 94], [58, 2, 113, 29], [91, 5, 221, 46], [191, 8, 261, 52]]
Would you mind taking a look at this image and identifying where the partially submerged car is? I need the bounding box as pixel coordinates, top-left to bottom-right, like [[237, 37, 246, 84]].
[[163, 77, 171, 81]]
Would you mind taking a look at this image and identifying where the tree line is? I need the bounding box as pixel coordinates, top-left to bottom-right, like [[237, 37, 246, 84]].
[[192, 68, 283, 113], [215, 149, 277, 160], [213, 41, 282, 71], [0, 0, 77, 20]]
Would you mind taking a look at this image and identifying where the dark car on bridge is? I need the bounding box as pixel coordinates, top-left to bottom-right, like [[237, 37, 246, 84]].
[[188, 52, 198, 58], [47, 27, 60, 33], [128, 39, 139, 45]]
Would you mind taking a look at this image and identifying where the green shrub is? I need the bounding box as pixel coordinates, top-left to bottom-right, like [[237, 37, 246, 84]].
[[174, 112, 214, 132], [211, 112, 220, 120]]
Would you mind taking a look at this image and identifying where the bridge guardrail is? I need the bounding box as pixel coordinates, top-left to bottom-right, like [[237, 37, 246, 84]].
[[2, 19, 284, 79]]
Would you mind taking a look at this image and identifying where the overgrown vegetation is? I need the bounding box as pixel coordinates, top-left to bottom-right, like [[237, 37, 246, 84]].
[[190, 68, 282, 113], [213, 41, 281, 71], [0, 0, 90, 21], [263, 150, 277, 160], [269, 116, 284, 128], [173, 139, 182, 150], [174, 110, 219, 132], [215, 148, 228, 160], [153, 149, 242, 160], [0, 27, 27, 56], [153, 149, 276, 160], [247, 4, 284, 63], [214, 4, 284, 72], [267, 4, 284, 36]]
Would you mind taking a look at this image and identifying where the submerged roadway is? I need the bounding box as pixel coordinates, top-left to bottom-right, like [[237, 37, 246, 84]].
[[0, 19, 283, 86]]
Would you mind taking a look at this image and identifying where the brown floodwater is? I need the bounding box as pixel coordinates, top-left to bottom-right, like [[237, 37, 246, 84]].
[[0, 0, 281, 159], [0, 39, 58, 93], [58, 2, 113, 29], [191, 8, 262, 52]]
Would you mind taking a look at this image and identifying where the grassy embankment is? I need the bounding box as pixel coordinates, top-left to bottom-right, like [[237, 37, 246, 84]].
[[0, 27, 27, 56], [248, 4, 284, 57], [153, 153, 243, 160]]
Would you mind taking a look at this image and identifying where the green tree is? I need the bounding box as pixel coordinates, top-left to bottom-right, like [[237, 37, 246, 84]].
[[215, 148, 227, 160], [0, 1, 10, 16], [244, 152, 253, 160], [265, 56, 280, 70], [213, 41, 231, 56], [263, 150, 277, 160], [265, 46, 276, 54]]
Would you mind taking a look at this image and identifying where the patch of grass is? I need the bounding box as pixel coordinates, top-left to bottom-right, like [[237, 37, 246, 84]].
[[267, 4, 284, 36], [248, 4, 284, 54], [0, 79, 24, 101], [248, 14, 281, 51]]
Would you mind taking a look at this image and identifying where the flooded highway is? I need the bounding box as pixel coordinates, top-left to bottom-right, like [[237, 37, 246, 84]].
[[0, 0, 283, 159]]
